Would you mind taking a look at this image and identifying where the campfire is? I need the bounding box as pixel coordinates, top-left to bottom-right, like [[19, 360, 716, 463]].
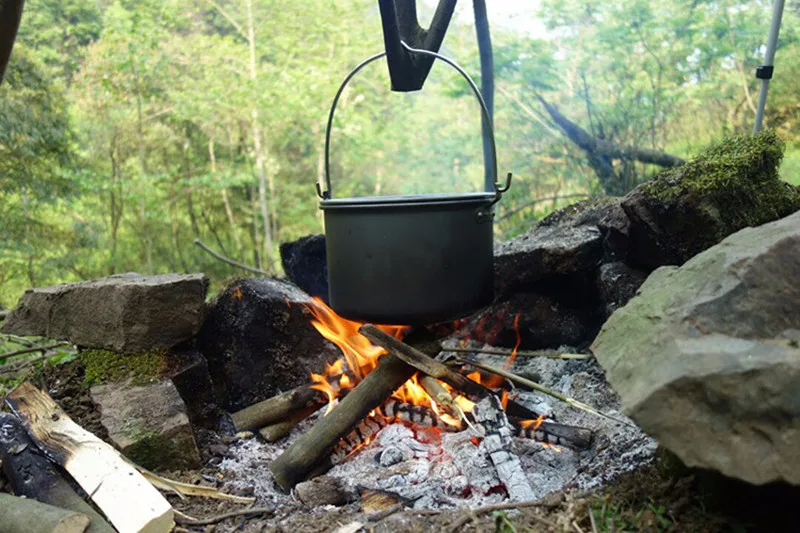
[[229, 298, 602, 502]]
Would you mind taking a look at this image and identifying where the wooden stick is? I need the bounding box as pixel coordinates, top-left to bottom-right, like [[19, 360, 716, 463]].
[[0, 341, 70, 361], [5, 382, 174, 533], [462, 359, 635, 427], [258, 404, 321, 442], [174, 507, 274, 527], [0, 493, 91, 533], [0, 413, 115, 533], [269, 353, 415, 491], [134, 466, 255, 504], [359, 325, 492, 399], [443, 346, 592, 360], [232, 385, 325, 432]]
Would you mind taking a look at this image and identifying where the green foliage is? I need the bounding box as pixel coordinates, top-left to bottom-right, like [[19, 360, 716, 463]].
[[81, 348, 167, 386], [0, 0, 798, 305]]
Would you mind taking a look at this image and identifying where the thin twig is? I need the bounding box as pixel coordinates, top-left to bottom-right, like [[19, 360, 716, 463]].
[[0, 342, 70, 361], [174, 506, 274, 526], [0, 353, 61, 375], [194, 238, 269, 276], [589, 508, 599, 533], [459, 358, 635, 427], [444, 346, 592, 360]]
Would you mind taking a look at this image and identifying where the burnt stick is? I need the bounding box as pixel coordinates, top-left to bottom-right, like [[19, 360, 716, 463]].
[[269, 352, 416, 491], [0, 413, 115, 533], [359, 325, 493, 398]]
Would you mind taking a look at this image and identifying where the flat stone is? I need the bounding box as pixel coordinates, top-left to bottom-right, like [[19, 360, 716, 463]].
[[90, 379, 201, 470], [295, 475, 350, 507], [494, 224, 603, 295], [280, 234, 329, 302], [1, 273, 208, 354], [591, 211, 800, 485], [196, 278, 339, 411]]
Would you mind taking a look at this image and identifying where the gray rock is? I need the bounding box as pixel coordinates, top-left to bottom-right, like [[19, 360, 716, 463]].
[[494, 224, 603, 295], [591, 211, 800, 485], [196, 278, 339, 411], [1, 273, 208, 354], [295, 475, 350, 506], [90, 379, 201, 470], [596, 262, 648, 318]]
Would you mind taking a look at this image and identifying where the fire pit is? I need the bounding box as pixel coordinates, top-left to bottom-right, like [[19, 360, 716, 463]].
[[220, 298, 656, 511]]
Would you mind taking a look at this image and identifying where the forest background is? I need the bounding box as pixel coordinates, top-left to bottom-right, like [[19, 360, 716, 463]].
[[1, 0, 798, 307]]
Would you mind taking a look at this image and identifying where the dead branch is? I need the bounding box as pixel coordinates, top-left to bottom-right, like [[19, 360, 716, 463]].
[[174, 507, 274, 527], [443, 346, 593, 360], [231, 385, 325, 432], [193, 238, 268, 276], [0, 342, 71, 361]]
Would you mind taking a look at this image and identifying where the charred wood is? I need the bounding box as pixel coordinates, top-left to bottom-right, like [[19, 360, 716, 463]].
[[269, 353, 415, 490], [0, 413, 115, 533], [232, 385, 326, 432], [5, 382, 174, 533]]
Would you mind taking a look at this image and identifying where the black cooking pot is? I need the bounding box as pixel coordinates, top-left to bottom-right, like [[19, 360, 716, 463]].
[[319, 43, 511, 325]]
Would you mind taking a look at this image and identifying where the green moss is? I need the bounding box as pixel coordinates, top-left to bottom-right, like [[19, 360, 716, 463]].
[[122, 428, 199, 470], [81, 348, 167, 387], [643, 130, 800, 235]]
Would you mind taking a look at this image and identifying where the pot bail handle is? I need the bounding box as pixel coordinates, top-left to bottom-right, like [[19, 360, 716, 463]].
[[320, 40, 512, 202]]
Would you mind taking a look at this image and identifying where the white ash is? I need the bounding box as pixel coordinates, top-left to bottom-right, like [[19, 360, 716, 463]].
[[217, 344, 655, 511]]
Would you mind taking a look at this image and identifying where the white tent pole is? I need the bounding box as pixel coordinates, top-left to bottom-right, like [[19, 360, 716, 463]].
[[753, 0, 786, 133]]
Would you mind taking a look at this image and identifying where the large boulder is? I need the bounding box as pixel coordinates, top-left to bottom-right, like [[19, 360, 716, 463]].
[[1, 273, 208, 354], [621, 130, 800, 270], [591, 211, 800, 485], [196, 278, 339, 411], [90, 378, 201, 470]]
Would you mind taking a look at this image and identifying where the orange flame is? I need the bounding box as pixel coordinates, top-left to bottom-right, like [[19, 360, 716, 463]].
[[519, 414, 544, 431]]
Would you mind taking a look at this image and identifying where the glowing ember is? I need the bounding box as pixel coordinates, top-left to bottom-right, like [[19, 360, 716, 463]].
[[518, 414, 545, 431]]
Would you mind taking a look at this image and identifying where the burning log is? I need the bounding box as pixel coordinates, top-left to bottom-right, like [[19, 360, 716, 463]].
[[0, 413, 115, 533], [330, 414, 389, 465], [269, 352, 416, 490], [232, 385, 325, 432], [359, 325, 493, 398], [472, 395, 536, 502], [514, 419, 594, 450], [0, 493, 91, 533], [5, 382, 174, 533]]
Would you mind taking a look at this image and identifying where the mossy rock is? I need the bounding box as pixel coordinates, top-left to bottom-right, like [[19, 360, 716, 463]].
[[81, 348, 168, 387], [623, 130, 800, 269]]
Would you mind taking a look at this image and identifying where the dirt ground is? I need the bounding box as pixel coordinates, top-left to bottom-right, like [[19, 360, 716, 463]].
[[2, 359, 798, 533]]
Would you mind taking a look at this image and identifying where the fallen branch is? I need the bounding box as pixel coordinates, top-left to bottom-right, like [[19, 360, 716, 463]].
[[0, 493, 91, 533], [232, 385, 325, 432], [174, 507, 274, 527], [0, 341, 70, 361], [461, 359, 635, 427], [193, 238, 269, 276], [443, 346, 593, 360], [0, 353, 60, 375], [5, 382, 174, 533], [269, 352, 416, 490], [0, 413, 115, 533]]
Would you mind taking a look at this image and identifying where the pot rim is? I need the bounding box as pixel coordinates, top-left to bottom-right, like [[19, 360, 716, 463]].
[[320, 191, 496, 210]]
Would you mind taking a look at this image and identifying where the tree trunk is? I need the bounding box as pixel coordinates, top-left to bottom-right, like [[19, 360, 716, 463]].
[[246, 0, 273, 272]]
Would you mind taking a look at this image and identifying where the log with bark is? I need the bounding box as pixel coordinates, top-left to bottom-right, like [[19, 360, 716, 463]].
[[258, 404, 322, 442], [269, 352, 416, 491], [0, 493, 91, 533], [5, 382, 174, 533], [232, 385, 326, 432], [0, 413, 115, 533]]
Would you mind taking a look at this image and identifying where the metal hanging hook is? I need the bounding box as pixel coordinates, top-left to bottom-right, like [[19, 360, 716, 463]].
[[319, 41, 512, 202]]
